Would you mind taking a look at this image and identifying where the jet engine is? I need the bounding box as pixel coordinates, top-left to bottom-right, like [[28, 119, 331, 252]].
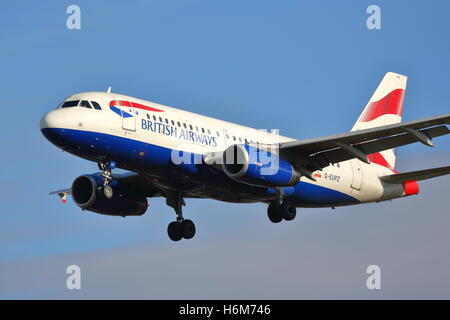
[[71, 174, 148, 216], [222, 144, 300, 187]]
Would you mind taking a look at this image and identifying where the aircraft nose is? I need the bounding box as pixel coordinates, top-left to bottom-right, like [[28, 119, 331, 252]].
[[40, 109, 69, 147], [40, 110, 67, 130]]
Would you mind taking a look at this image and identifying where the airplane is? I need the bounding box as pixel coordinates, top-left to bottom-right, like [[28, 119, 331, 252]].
[[40, 72, 450, 241]]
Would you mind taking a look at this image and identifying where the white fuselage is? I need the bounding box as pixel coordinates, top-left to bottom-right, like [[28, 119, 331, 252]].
[[40, 91, 409, 207]]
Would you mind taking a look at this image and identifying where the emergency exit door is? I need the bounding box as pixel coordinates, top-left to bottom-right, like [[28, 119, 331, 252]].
[[350, 159, 362, 190]]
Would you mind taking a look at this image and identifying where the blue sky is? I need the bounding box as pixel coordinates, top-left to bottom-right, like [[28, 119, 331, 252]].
[[0, 0, 449, 299]]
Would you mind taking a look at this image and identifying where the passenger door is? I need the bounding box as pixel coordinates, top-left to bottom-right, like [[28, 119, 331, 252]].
[[115, 98, 136, 131]]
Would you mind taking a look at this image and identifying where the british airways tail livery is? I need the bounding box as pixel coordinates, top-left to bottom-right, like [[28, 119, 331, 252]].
[[40, 72, 450, 241]]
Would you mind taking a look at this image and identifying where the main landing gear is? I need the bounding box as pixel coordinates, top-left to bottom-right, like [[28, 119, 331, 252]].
[[267, 200, 297, 223], [98, 161, 116, 199], [166, 191, 196, 241]]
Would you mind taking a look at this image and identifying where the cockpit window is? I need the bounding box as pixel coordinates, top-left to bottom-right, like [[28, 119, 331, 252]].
[[91, 101, 102, 110], [79, 100, 92, 109], [61, 100, 80, 108]]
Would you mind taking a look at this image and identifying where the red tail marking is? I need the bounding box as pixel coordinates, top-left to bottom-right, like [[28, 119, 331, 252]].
[[360, 89, 405, 122], [368, 153, 395, 172]]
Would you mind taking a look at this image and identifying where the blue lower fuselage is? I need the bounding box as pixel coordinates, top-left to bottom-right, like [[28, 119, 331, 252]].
[[41, 128, 359, 207]]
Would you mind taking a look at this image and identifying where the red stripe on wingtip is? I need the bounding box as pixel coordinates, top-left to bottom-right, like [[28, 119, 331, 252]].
[[360, 88, 405, 122], [402, 180, 419, 196], [109, 100, 164, 112]]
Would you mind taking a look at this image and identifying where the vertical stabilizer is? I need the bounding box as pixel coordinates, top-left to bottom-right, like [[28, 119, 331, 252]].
[[352, 72, 408, 170]]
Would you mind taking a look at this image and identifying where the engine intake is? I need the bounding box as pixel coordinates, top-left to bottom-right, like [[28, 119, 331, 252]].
[[71, 174, 148, 216], [222, 144, 300, 187]]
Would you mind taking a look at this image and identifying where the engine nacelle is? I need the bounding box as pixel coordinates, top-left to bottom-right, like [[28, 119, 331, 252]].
[[222, 144, 300, 187], [71, 174, 148, 216]]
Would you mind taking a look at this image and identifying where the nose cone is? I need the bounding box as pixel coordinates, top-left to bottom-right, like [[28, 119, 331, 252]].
[[40, 110, 69, 148], [40, 110, 67, 130]]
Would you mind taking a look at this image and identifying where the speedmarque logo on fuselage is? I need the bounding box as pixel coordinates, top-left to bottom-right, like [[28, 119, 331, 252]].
[[109, 99, 218, 147]]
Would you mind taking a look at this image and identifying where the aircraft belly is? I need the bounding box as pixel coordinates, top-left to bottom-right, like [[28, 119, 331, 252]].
[[41, 127, 279, 203], [43, 127, 363, 207]]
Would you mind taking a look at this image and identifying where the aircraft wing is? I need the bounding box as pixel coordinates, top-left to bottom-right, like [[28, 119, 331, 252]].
[[49, 172, 164, 203], [379, 166, 450, 183], [108, 172, 164, 198], [49, 172, 203, 203], [278, 113, 450, 176]]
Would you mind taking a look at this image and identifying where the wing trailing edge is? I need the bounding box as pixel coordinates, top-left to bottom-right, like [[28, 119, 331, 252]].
[[279, 113, 450, 172]]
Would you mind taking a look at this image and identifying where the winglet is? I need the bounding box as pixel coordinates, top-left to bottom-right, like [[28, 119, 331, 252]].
[[49, 188, 71, 204], [59, 193, 68, 204]]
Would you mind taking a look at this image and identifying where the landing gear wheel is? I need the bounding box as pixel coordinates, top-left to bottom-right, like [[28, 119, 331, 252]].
[[280, 201, 296, 221], [167, 221, 182, 241], [179, 219, 196, 239], [267, 204, 282, 223], [103, 185, 113, 199]]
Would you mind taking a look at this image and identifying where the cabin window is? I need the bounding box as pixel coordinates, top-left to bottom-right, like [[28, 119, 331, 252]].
[[146, 114, 150, 120], [61, 100, 80, 108], [183, 123, 187, 129], [217, 131, 220, 137], [207, 129, 211, 135], [195, 126, 199, 132], [177, 121, 181, 127], [153, 115, 156, 121], [239, 137, 242, 143], [189, 124, 193, 130], [201, 128, 205, 133], [226, 134, 229, 139], [91, 101, 102, 110], [171, 120, 175, 126], [79, 100, 92, 109], [165, 118, 169, 124]]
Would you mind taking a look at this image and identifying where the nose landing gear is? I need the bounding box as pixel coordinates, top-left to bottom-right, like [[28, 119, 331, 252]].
[[98, 161, 116, 199], [103, 185, 114, 199]]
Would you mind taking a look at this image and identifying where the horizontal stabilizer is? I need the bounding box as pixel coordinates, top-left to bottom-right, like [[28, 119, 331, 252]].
[[380, 166, 450, 184]]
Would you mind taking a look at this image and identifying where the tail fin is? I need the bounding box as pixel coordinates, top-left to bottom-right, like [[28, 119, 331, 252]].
[[352, 72, 408, 170]]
